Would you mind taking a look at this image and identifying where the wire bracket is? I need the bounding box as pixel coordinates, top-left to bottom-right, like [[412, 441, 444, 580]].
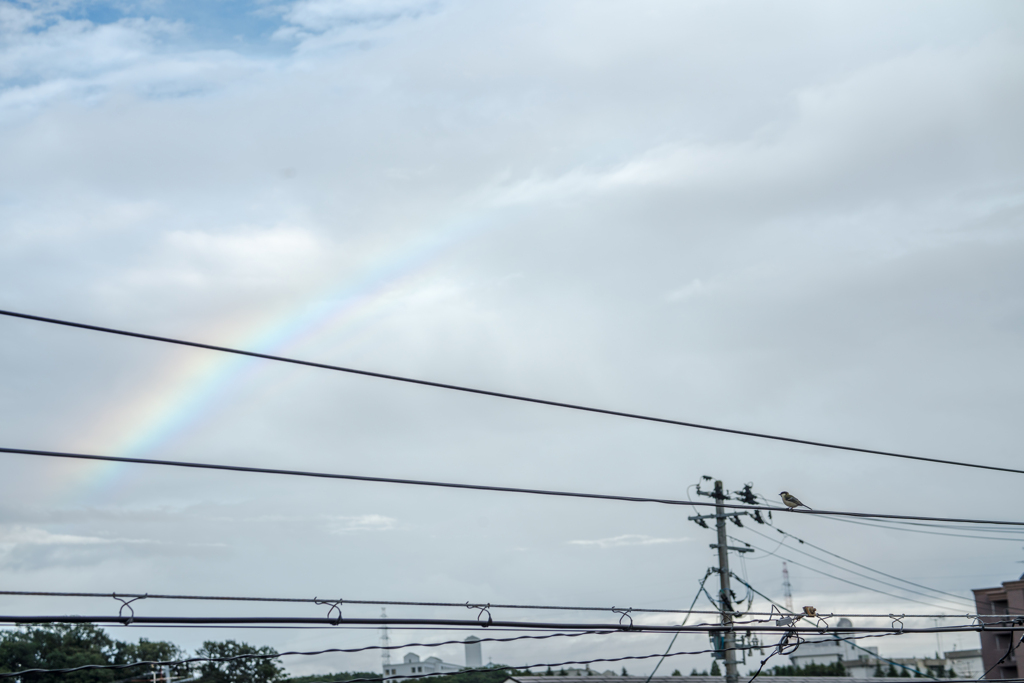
[[613, 607, 634, 630], [314, 598, 344, 625], [889, 614, 905, 632], [466, 602, 492, 627], [112, 593, 147, 625]]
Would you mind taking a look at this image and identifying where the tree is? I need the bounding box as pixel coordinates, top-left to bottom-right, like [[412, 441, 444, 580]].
[[887, 664, 898, 677], [0, 624, 120, 683], [710, 662, 721, 676], [875, 664, 885, 677], [621, 668, 628, 676], [195, 640, 284, 683], [671, 671, 681, 677]]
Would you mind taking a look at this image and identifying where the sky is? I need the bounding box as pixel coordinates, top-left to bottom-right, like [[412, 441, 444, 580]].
[[1, 0, 1024, 677]]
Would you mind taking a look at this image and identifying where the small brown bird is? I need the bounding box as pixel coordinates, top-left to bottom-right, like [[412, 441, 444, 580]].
[[780, 491, 811, 510], [802, 606, 818, 618]]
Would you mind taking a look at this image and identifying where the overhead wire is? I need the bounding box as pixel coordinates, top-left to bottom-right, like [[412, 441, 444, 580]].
[[0, 630, 609, 678], [643, 571, 712, 683], [0, 614, 1016, 633], [0, 630, 983, 681], [0, 590, 722, 616], [761, 526, 976, 606], [733, 538, 971, 612], [0, 590, 1012, 620], [817, 514, 1024, 542], [1, 308, 1021, 477], [3, 446, 1023, 528], [735, 528, 974, 608]]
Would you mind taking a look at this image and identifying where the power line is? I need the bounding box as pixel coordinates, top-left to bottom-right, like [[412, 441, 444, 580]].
[[762, 526, 976, 606], [0, 630, 608, 678], [1, 590, 1010, 620], [4, 446, 1024, 528], [736, 528, 974, 608], [0, 632, 1004, 682], [735, 539, 971, 612], [0, 614, 1017, 633], [0, 590, 720, 616], [1, 308, 1019, 477], [819, 515, 1024, 542]]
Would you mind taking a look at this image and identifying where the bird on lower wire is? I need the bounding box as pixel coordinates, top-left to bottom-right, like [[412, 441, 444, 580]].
[[780, 491, 811, 510]]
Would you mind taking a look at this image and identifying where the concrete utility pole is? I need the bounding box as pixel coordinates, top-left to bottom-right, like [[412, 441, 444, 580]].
[[714, 480, 739, 683]]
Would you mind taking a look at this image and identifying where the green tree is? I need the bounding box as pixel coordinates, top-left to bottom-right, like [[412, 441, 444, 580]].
[[710, 661, 721, 676], [122, 638, 190, 679], [285, 672, 380, 683], [0, 624, 121, 683], [621, 668, 628, 676], [671, 671, 681, 677], [195, 640, 284, 683], [887, 664, 898, 677]]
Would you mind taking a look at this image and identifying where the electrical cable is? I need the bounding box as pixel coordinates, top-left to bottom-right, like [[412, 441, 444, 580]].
[[3, 446, 1024, 528], [0, 630, 609, 677], [1, 590, 1013, 620], [0, 591, 720, 616], [1, 308, 1020, 477], [0, 630, 969, 681], [761, 526, 976, 606], [817, 515, 1024, 542], [0, 614, 1015, 633], [643, 571, 711, 683], [734, 539, 971, 612], [735, 529, 974, 608]]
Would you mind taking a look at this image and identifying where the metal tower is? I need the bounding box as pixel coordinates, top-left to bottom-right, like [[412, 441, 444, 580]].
[[782, 561, 794, 612], [381, 608, 391, 670]]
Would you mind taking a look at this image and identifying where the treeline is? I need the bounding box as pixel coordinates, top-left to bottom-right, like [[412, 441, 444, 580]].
[[0, 624, 316, 683]]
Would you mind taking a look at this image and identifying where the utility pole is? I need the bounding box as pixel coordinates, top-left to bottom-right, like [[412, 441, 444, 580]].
[[714, 480, 739, 683], [690, 478, 760, 683]]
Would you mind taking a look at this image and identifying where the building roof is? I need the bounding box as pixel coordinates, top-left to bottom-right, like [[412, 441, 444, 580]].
[[944, 649, 982, 660]]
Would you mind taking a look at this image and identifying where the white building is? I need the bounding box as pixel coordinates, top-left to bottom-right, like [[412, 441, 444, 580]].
[[383, 637, 486, 680], [384, 653, 462, 680], [788, 619, 880, 676]]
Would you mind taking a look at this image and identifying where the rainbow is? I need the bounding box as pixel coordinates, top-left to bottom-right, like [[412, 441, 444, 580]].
[[57, 210, 498, 503]]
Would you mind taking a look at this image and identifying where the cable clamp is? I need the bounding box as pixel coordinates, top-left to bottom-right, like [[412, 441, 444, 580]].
[[889, 614, 905, 632], [466, 602, 492, 627], [113, 593, 147, 625], [612, 607, 634, 630], [314, 598, 343, 625]]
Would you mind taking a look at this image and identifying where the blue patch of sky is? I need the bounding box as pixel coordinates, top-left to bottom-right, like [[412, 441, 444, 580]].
[[74, 0, 295, 56]]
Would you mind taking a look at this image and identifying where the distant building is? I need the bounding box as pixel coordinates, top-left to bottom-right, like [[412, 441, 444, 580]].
[[383, 653, 461, 680], [382, 636, 487, 681], [785, 618, 981, 678], [973, 576, 1024, 679], [465, 636, 483, 669], [786, 619, 879, 677], [945, 649, 984, 678]]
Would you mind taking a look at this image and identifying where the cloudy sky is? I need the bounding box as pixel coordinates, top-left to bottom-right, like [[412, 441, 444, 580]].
[[2, 0, 1024, 676]]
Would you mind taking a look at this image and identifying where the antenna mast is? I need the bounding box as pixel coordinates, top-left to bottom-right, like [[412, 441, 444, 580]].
[[381, 608, 391, 670], [782, 561, 794, 612]]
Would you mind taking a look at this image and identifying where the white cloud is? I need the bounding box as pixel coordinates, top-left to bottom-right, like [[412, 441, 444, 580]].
[[569, 535, 689, 549], [325, 514, 398, 534], [0, 525, 156, 546]]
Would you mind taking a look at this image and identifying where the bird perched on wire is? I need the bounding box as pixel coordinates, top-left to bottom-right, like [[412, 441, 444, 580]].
[[780, 491, 811, 510]]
